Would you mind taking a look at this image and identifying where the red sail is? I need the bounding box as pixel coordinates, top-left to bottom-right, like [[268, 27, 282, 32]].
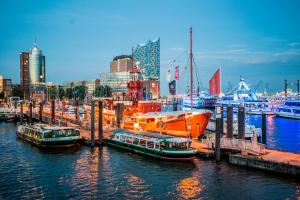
[[174, 65, 179, 80], [209, 68, 221, 95]]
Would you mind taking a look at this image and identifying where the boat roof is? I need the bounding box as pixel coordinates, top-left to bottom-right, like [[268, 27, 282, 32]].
[[24, 123, 78, 131], [110, 129, 191, 143]]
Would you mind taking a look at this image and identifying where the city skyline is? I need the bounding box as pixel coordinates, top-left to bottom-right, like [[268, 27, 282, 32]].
[[1, 0, 300, 95]]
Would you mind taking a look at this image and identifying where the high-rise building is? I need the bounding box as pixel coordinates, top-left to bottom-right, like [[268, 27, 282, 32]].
[[134, 38, 160, 81], [110, 55, 133, 73], [20, 52, 30, 99], [3, 79, 12, 97], [29, 43, 45, 85]]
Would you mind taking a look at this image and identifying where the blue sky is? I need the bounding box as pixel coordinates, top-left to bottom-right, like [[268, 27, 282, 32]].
[[0, 0, 300, 95]]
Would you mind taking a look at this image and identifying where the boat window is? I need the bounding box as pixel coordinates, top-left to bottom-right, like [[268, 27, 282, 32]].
[[147, 118, 155, 123], [43, 132, 53, 138], [126, 137, 134, 143], [147, 141, 154, 148], [133, 138, 139, 145], [140, 139, 146, 146], [293, 109, 300, 114], [160, 142, 166, 149], [120, 135, 126, 142]]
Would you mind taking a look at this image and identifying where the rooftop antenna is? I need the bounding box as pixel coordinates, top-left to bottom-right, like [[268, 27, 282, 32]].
[[34, 36, 37, 47]]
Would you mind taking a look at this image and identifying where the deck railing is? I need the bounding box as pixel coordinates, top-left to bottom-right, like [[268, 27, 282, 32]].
[[202, 137, 266, 156]]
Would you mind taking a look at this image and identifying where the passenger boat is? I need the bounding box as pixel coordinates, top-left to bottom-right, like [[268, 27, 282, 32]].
[[105, 129, 197, 161], [274, 100, 300, 120], [16, 123, 81, 148]]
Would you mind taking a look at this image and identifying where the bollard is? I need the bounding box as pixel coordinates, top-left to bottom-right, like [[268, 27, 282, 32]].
[[262, 112, 267, 145], [226, 106, 233, 138], [98, 101, 103, 140], [215, 106, 222, 162], [90, 100, 95, 146], [238, 106, 245, 139], [20, 101, 23, 124], [116, 103, 124, 128], [29, 101, 33, 125], [39, 102, 43, 123], [51, 99, 55, 124]]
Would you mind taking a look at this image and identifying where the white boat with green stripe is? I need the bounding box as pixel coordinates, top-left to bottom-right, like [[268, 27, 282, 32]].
[[105, 129, 197, 161], [17, 123, 81, 149]]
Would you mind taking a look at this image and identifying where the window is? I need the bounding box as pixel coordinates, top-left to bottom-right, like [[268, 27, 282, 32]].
[[147, 141, 154, 148]]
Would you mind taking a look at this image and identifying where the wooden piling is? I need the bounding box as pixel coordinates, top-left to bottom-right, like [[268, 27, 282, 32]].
[[215, 106, 222, 162], [98, 101, 103, 140], [20, 101, 23, 124], [51, 99, 55, 124], [238, 106, 245, 139], [29, 101, 33, 124], [226, 106, 233, 138], [262, 112, 267, 144], [90, 100, 95, 146], [74, 100, 79, 122], [116, 103, 124, 128], [39, 102, 43, 123]]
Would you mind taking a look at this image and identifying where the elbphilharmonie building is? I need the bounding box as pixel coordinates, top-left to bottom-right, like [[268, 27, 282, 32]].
[[133, 38, 160, 81]]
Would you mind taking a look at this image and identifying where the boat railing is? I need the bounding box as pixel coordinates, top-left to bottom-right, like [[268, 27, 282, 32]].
[[202, 137, 266, 156]]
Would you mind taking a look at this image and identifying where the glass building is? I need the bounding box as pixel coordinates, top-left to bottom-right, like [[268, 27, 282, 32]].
[[29, 44, 45, 84], [134, 38, 160, 81], [99, 72, 130, 92]]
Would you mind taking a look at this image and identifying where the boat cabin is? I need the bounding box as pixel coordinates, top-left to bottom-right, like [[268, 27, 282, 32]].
[[110, 129, 192, 151]]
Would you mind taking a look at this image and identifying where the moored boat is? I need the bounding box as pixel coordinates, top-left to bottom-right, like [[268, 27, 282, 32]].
[[105, 129, 197, 161], [274, 100, 300, 120], [16, 123, 81, 148], [122, 110, 212, 139]]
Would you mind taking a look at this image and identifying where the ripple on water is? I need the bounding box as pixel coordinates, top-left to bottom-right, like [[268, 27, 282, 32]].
[[0, 123, 299, 199]]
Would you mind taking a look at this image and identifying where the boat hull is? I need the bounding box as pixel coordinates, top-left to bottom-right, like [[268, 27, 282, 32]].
[[105, 139, 196, 161], [137, 111, 211, 139], [16, 131, 80, 149]]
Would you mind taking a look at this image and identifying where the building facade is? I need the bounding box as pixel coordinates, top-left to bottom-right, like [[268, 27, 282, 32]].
[[110, 56, 132, 73], [29, 44, 45, 85], [134, 38, 160, 81], [99, 72, 129, 93], [0, 75, 3, 94], [3, 79, 12, 97], [87, 79, 100, 95], [20, 52, 30, 99], [143, 80, 160, 99]]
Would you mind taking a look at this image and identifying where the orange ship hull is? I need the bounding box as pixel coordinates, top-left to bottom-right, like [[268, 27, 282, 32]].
[[123, 110, 212, 139]]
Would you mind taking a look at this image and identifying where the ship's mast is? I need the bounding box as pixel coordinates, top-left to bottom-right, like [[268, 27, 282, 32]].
[[189, 27, 193, 110]]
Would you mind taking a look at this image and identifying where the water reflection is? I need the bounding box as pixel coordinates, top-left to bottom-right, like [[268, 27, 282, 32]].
[[176, 177, 202, 199]]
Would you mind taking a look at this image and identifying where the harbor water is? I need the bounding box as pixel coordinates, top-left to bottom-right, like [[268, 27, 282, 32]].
[[0, 122, 299, 199], [246, 115, 300, 153]]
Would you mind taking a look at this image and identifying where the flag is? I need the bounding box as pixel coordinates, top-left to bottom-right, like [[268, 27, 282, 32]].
[[175, 65, 179, 80], [169, 80, 176, 95], [166, 67, 171, 82], [209, 68, 221, 95]]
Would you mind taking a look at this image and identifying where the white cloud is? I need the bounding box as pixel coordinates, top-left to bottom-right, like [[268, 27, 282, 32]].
[[287, 42, 300, 47], [194, 48, 300, 64], [168, 47, 186, 52]]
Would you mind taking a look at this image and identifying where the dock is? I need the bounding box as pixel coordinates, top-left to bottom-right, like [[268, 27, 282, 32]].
[[229, 149, 300, 176]]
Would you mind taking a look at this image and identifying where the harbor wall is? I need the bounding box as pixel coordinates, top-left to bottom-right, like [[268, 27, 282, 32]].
[[229, 154, 300, 177]]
